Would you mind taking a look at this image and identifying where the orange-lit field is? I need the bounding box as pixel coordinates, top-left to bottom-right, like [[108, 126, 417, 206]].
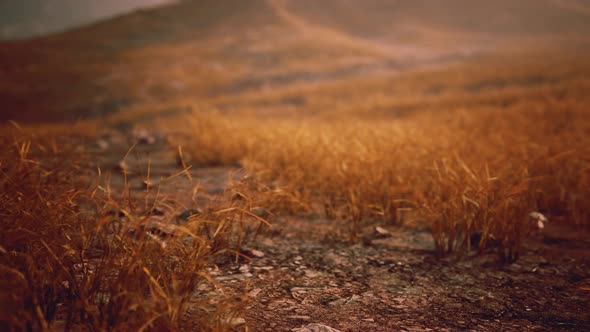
[[1, 1, 590, 331]]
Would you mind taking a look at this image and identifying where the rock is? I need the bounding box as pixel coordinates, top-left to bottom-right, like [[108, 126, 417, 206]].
[[134, 129, 156, 145], [117, 160, 128, 172], [228, 317, 246, 327], [232, 192, 247, 201], [529, 211, 548, 230], [253, 266, 273, 271], [244, 248, 265, 258], [248, 288, 262, 298], [177, 208, 202, 224], [96, 139, 109, 150], [293, 323, 342, 332], [150, 206, 166, 216], [375, 226, 391, 237], [214, 274, 252, 282], [328, 298, 347, 306], [288, 315, 312, 322], [304, 270, 323, 278], [328, 295, 360, 306]]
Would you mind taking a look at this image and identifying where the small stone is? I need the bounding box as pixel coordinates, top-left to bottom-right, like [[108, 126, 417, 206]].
[[328, 298, 347, 306], [214, 274, 251, 282], [117, 160, 128, 172], [288, 315, 311, 321], [177, 208, 202, 223], [375, 226, 391, 237], [150, 207, 166, 216], [143, 180, 155, 189], [96, 139, 109, 150], [253, 266, 273, 271], [304, 270, 323, 278], [228, 317, 246, 327], [232, 192, 247, 201], [246, 249, 265, 258], [135, 129, 156, 145], [362, 318, 375, 322], [248, 288, 262, 298]]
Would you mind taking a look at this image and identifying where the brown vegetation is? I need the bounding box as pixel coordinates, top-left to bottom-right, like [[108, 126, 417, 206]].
[[170, 53, 590, 263], [0, 132, 269, 331]]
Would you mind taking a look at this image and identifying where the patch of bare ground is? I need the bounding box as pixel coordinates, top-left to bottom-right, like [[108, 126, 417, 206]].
[[238, 217, 589, 331]]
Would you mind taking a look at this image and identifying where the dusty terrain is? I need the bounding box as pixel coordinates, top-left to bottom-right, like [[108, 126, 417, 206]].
[[2, 1, 590, 331]]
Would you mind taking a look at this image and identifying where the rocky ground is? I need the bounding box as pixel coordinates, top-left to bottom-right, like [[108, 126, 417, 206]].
[[85, 128, 590, 332]]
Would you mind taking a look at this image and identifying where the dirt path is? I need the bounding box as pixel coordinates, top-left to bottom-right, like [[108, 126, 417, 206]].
[[86, 128, 590, 331]]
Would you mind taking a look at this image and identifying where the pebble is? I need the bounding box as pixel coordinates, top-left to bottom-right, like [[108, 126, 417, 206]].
[[248, 288, 262, 298], [253, 266, 274, 271], [228, 317, 246, 327], [246, 249, 265, 258], [177, 208, 202, 223], [96, 139, 109, 150], [214, 273, 252, 282], [375, 226, 391, 237], [304, 270, 323, 278], [288, 315, 311, 321], [117, 160, 128, 172], [134, 129, 157, 145], [143, 180, 155, 189]]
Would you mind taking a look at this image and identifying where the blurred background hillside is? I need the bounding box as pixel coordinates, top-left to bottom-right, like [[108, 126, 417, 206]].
[[0, 0, 177, 39], [1, 0, 589, 122]]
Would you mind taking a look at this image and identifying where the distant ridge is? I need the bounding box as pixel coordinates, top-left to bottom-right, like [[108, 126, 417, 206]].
[[1, 0, 590, 123]]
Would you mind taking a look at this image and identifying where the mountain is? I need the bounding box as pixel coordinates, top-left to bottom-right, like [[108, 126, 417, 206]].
[[1, 0, 589, 123]]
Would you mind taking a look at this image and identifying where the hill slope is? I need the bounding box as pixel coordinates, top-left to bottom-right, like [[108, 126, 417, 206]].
[[1, 0, 589, 122]]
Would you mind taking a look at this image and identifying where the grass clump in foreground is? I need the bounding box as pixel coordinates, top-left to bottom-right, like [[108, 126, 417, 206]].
[[173, 55, 590, 262], [0, 134, 267, 331]]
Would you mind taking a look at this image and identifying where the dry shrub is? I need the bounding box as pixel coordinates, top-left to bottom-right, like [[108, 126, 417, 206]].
[[0, 135, 260, 331]]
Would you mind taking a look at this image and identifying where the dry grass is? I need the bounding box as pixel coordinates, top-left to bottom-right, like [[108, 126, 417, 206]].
[[0, 132, 269, 331], [170, 53, 590, 261]]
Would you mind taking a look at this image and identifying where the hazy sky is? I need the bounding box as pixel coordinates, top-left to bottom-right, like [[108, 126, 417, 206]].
[[0, 0, 177, 39]]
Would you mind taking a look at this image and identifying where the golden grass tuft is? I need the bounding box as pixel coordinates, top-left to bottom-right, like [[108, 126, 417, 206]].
[[0, 134, 268, 331], [171, 55, 590, 260]]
